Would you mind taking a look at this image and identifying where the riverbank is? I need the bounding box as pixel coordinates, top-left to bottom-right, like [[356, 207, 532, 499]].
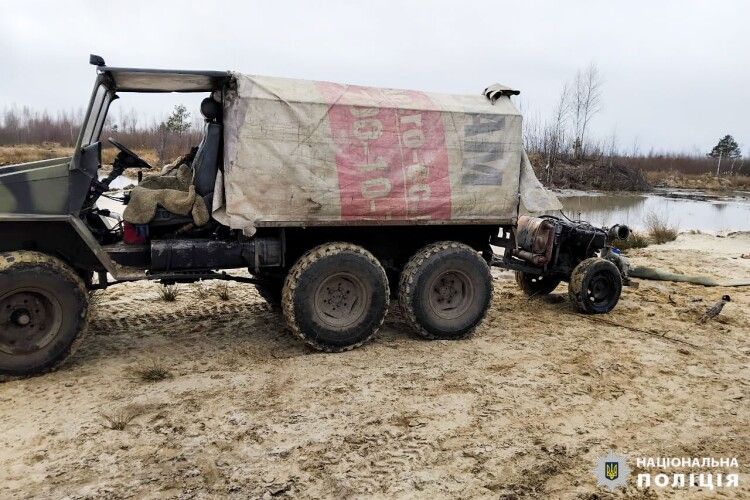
[[646, 171, 750, 192], [528, 154, 750, 193], [1, 232, 748, 498], [537, 160, 652, 192]]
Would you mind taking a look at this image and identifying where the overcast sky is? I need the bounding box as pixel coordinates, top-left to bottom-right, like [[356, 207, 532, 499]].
[[1, 0, 748, 154]]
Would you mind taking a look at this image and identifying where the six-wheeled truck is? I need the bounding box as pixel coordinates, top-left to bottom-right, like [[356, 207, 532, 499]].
[[0, 55, 630, 378]]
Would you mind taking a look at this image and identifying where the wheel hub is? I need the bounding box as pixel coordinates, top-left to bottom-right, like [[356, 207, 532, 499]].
[[314, 273, 368, 329], [428, 270, 474, 320], [588, 273, 615, 304], [0, 290, 62, 355], [11, 308, 32, 326]]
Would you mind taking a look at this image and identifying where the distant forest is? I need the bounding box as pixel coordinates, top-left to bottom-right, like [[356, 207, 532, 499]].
[[0, 105, 201, 164]]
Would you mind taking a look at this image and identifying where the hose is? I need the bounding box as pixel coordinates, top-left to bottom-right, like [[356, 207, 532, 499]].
[[629, 266, 750, 287]]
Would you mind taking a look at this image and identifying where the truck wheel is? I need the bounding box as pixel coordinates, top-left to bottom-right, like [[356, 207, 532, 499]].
[[515, 272, 562, 296], [0, 251, 89, 379], [568, 257, 622, 314], [282, 243, 389, 352], [399, 242, 492, 340]]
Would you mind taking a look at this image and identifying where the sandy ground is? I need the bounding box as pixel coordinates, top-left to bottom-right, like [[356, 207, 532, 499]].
[[0, 233, 748, 499]]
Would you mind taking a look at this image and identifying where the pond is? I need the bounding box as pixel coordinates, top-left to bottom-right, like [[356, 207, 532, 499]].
[[556, 188, 750, 232]]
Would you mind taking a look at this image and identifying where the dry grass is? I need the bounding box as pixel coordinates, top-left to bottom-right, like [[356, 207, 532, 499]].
[[131, 359, 172, 382], [99, 407, 141, 431], [192, 282, 211, 299], [612, 232, 650, 251], [158, 284, 180, 302], [0, 143, 73, 165], [645, 211, 679, 244], [215, 283, 231, 301], [0, 143, 161, 168]]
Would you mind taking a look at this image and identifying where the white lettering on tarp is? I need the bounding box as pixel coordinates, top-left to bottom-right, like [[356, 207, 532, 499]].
[[461, 115, 506, 186]]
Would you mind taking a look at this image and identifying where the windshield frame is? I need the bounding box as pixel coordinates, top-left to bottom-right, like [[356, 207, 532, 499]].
[[70, 75, 115, 173], [74, 76, 116, 151]]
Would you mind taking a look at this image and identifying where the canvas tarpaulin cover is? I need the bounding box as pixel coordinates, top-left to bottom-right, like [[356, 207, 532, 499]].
[[212, 74, 560, 233]]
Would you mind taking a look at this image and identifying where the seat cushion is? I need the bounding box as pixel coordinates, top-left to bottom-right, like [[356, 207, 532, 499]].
[[193, 123, 222, 197], [149, 207, 194, 226]]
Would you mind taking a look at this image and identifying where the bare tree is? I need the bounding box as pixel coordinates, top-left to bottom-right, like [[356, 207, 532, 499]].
[[571, 63, 603, 159], [629, 136, 640, 157], [544, 82, 570, 182], [605, 128, 619, 166]]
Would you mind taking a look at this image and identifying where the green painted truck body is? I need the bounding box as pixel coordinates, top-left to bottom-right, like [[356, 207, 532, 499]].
[[0, 157, 74, 215]]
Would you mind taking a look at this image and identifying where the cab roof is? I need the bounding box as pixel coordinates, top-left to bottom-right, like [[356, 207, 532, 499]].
[[98, 66, 231, 93]]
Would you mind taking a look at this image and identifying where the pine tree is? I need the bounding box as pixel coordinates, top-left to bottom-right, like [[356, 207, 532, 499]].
[[708, 135, 741, 159], [156, 105, 191, 163], [707, 135, 741, 176], [164, 105, 191, 134]]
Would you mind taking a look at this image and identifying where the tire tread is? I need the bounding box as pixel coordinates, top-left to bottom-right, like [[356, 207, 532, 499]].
[[568, 257, 621, 314], [0, 251, 89, 380], [398, 241, 492, 340], [281, 242, 389, 352]]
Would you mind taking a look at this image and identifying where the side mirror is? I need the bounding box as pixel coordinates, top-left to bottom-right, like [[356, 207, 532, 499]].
[[89, 54, 106, 66]]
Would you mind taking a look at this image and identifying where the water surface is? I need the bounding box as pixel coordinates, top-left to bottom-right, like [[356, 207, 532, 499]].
[[557, 189, 750, 232]]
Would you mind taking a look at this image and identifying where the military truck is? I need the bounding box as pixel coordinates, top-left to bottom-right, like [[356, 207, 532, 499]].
[[0, 55, 629, 377]]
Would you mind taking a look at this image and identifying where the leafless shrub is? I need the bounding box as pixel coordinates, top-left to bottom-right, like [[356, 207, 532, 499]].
[[215, 282, 231, 301], [645, 211, 678, 244], [100, 407, 141, 431], [192, 282, 211, 299], [158, 284, 180, 302], [131, 359, 172, 382]]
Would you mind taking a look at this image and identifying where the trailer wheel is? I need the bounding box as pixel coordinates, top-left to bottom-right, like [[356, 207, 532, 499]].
[[515, 272, 562, 296], [399, 242, 492, 340], [568, 257, 622, 314], [0, 251, 89, 379], [282, 243, 389, 352]]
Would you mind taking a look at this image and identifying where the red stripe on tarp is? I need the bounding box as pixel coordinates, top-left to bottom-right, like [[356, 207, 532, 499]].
[[316, 83, 451, 219]]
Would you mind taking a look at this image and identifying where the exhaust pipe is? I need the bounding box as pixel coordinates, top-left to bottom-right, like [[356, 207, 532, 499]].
[[607, 224, 630, 241]]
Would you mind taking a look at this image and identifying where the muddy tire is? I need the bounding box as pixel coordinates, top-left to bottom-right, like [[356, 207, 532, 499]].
[[0, 251, 89, 379], [568, 257, 622, 314], [281, 242, 389, 352], [399, 241, 492, 340], [515, 272, 562, 296]]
